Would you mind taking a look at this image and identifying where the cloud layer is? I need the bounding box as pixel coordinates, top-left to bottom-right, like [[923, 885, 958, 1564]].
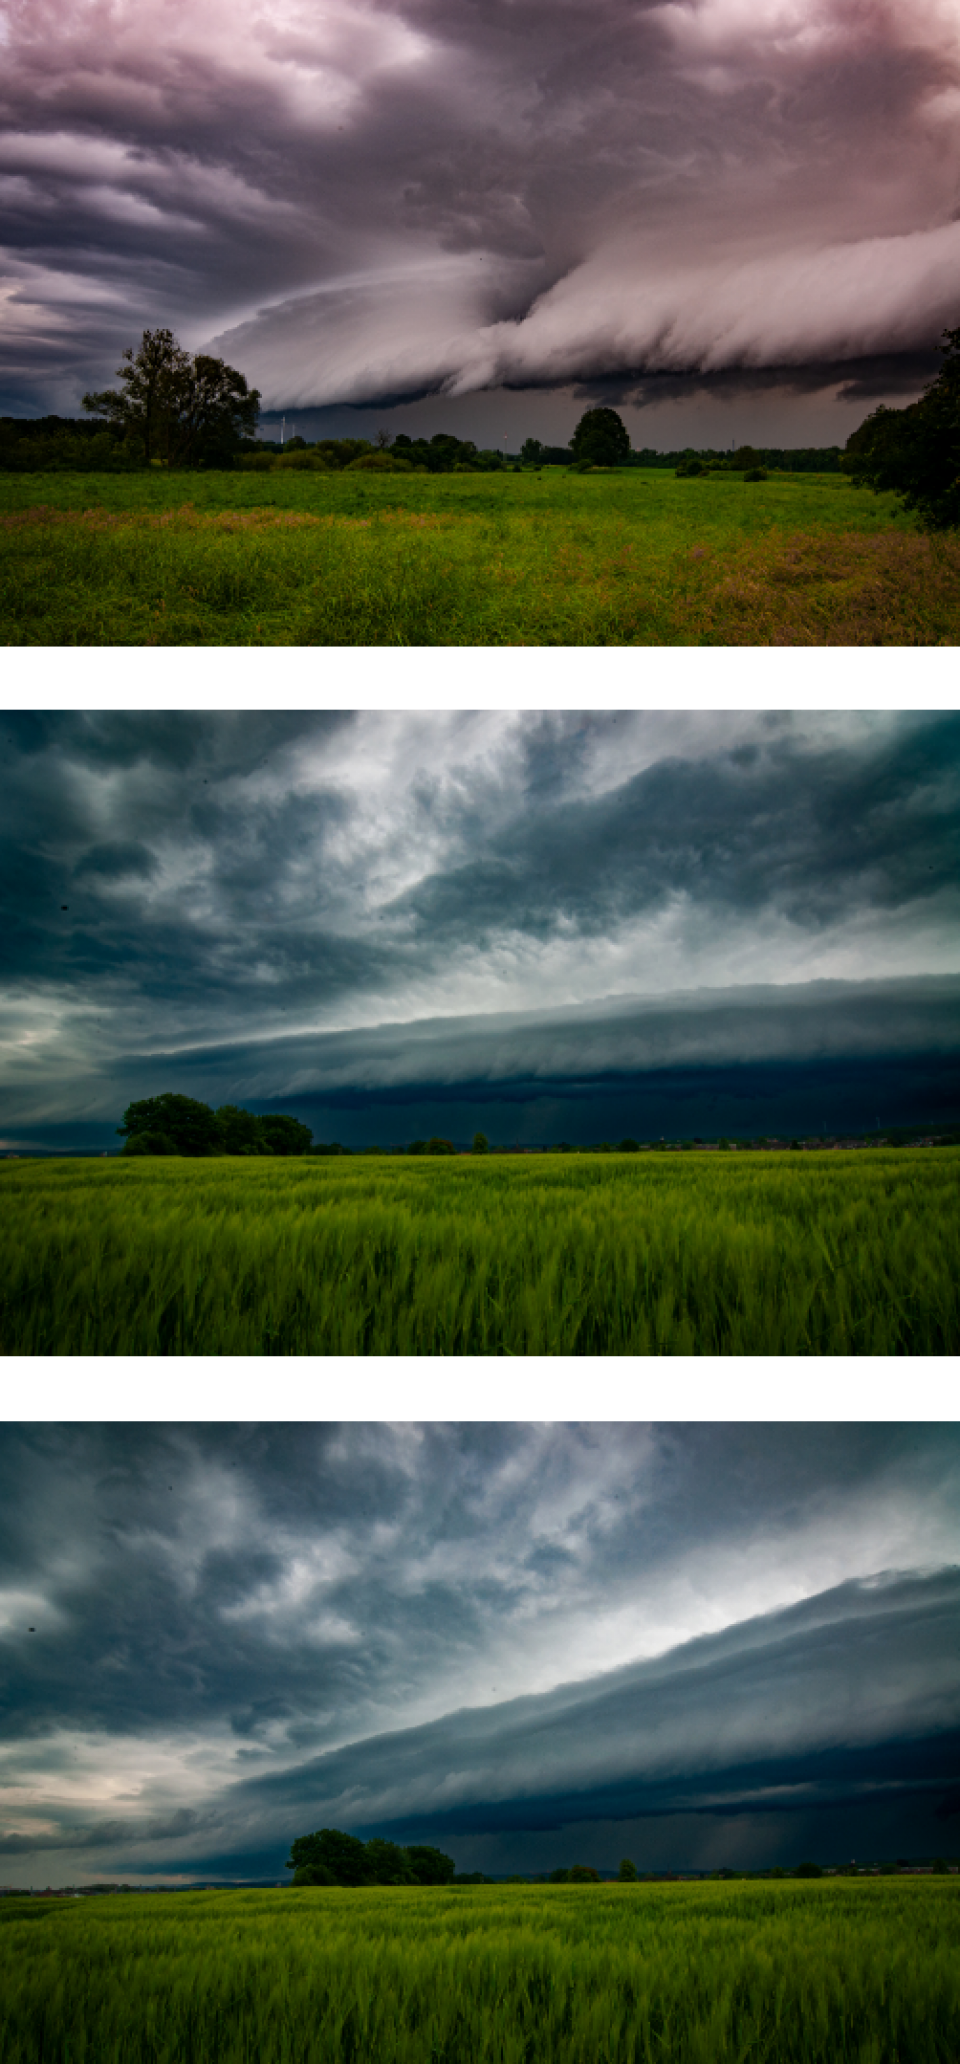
[[2, 0, 959, 413], [1, 1425, 958, 1880], [2, 711, 959, 1146]]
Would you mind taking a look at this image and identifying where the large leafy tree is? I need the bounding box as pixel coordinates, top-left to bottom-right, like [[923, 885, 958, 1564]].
[[286, 1828, 454, 1887], [288, 1829, 374, 1886], [117, 1093, 220, 1156], [569, 407, 631, 467], [403, 1845, 456, 1885], [842, 327, 960, 529], [214, 1105, 266, 1156], [83, 328, 260, 467], [258, 1113, 314, 1156]]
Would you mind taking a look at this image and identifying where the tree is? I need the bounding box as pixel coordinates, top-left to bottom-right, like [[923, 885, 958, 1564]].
[[83, 328, 259, 468], [618, 1857, 639, 1881], [618, 1138, 639, 1153], [286, 1829, 374, 1887], [117, 1093, 220, 1156], [793, 1861, 823, 1878], [471, 1132, 489, 1154], [570, 408, 631, 467], [258, 1113, 314, 1156], [548, 1867, 570, 1883], [83, 329, 189, 464], [568, 1864, 600, 1882], [292, 1863, 338, 1886], [842, 327, 960, 528], [521, 438, 543, 463], [404, 1844, 456, 1885], [215, 1104, 266, 1155], [364, 1839, 419, 1885], [425, 1137, 455, 1155], [121, 1130, 175, 1156]]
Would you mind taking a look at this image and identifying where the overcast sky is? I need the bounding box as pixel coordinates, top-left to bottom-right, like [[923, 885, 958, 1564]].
[[2, 0, 959, 442], [1, 1424, 957, 1884], [3, 709, 959, 1150]]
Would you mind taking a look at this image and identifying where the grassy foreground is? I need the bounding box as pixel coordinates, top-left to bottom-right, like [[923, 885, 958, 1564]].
[[1, 1880, 957, 2064], [1, 1148, 957, 1354], [2, 466, 958, 643]]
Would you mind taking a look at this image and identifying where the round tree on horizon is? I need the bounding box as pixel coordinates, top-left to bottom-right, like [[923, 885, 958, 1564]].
[[569, 407, 631, 467]]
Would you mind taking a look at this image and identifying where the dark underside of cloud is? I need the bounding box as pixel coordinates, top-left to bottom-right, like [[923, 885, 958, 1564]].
[[11, 1565, 953, 1875], [3, 710, 959, 1150], [2, 0, 960, 415]]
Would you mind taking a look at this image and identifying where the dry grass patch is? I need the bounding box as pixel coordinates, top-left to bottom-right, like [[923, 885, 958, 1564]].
[[674, 528, 960, 643]]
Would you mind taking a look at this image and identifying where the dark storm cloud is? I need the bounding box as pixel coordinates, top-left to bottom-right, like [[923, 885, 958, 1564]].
[[2, 0, 959, 411], [570, 353, 944, 411], [0, 1425, 958, 1878], [2, 712, 959, 1142]]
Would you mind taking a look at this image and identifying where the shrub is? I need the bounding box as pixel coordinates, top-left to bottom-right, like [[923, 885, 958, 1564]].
[[345, 452, 413, 472]]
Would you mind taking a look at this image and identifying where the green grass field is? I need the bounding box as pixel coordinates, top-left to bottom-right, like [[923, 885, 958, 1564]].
[[2, 1148, 956, 1354], [1, 1880, 957, 2063], [2, 466, 958, 643]]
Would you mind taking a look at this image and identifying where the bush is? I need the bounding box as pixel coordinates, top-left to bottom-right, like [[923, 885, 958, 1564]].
[[345, 452, 413, 472]]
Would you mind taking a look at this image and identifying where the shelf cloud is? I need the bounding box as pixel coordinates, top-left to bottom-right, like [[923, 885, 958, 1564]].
[[0, 1426, 958, 1881], [3, 711, 959, 1149], [2, 0, 959, 412]]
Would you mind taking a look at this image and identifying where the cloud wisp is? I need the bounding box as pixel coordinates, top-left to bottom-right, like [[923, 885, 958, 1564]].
[[2, 0, 959, 413]]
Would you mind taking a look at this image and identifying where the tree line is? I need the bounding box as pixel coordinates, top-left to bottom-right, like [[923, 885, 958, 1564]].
[[4, 322, 957, 525]]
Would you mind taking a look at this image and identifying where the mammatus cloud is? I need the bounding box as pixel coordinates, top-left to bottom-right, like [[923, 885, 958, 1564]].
[[0, 1426, 957, 1880], [1, 0, 959, 411]]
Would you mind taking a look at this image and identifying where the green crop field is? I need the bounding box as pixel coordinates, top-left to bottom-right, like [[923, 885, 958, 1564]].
[[1, 1148, 956, 1354], [2, 466, 958, 643], [1, 1880, 957, 2064]]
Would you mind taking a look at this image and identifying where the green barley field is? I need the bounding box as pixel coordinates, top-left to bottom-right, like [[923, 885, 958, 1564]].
[[1, 1880, 958, 2064], [3, 465, 959, 643], [2, 1148, 957, 1354]]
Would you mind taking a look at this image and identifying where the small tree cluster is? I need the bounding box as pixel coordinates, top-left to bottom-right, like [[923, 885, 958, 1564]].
[[287, 1828, 455, 1887], [117, 1093, 312, 1157]]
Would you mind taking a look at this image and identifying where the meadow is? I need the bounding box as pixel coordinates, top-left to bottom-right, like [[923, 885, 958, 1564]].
[[2, 465, 958, 643], [0, 1880, 957, 2064], [1, 1148, 957, 1354]]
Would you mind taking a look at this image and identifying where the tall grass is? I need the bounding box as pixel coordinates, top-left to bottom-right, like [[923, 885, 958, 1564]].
[[2, 468, 956, 643], [0, 1881, 957, 2064], [1, 1150, 956, 1353]]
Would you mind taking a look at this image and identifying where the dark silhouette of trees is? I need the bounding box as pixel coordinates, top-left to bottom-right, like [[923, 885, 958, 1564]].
[[286, 1827, 454, 1886], [118, 1093, 313, 1155], [842, 327, 960, 528], [118, 1094, 221, 1156], [83, 328, 260, 468], [570, 408, 631, 467]]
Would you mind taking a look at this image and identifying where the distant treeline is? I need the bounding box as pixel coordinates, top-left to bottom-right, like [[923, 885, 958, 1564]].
[[0, 415, 845, 476], [114, 1104, 960, 1159], [0, 416, 142, 472]]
